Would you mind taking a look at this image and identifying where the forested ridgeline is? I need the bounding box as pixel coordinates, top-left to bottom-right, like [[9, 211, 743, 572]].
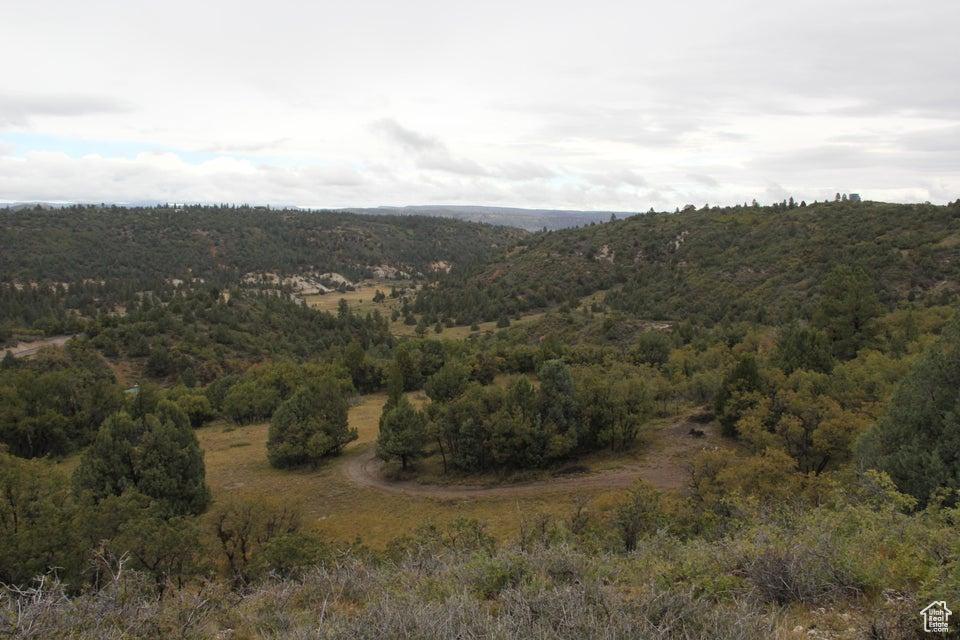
[[0, 204, 526, 285], [415, 199, 960, 326], [0, 203, 522, 342]]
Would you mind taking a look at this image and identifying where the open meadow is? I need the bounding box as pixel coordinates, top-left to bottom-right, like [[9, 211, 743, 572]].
[[197, 390, 725, 548], [198, 393, 596, 547], [304, 279, 547, 339]]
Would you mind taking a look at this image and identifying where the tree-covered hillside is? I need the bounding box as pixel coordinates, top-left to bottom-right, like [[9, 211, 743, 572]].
[[0, 204, 527, 285], [415, 200, 960, 326]]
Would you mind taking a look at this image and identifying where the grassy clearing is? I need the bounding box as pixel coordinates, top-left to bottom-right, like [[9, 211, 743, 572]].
[[197, 393, 628, 548], [198, 282, 686, 548], [304, 278, 548, 339], [304, 281, 400, 316]]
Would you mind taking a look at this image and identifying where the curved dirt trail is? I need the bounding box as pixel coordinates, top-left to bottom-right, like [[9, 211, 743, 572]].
[[8, 334, 78, 359], [341, 418, 722, 498]]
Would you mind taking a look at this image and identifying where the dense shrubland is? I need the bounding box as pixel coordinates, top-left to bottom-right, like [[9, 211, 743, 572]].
[[0, 288, 390, 458], [3, 468, 958, 638], [393, 359, 658, 474], [0, 341, 121, 458]]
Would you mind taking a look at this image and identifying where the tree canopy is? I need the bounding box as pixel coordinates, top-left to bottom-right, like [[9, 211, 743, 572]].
[[267, 376, 357, 469], [376, 395, 428, 470], [72, 400, 210, 517], [865, 314, 960, 504]]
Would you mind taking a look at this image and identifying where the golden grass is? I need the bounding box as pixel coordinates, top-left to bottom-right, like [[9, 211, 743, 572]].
[[52, 455, 80, 478], [351, 391, 389, 444], [304, 281, 397, 315], [303, 278, 549, 339]]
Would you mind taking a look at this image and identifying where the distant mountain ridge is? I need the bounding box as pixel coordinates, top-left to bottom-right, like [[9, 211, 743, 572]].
[[4, 202, 633, 232], [345, 205, 632, 231]]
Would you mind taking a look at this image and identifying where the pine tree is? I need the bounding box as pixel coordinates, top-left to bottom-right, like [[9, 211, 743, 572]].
[[267, 377, 356, 469], [73, 400, 210, 517], [376, 395, 427, 470], [424, 362, 470, 403], [813, 265, 881, 360]]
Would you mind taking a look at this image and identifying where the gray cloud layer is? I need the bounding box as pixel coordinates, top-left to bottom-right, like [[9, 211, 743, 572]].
[[0, 92, 134, 127], [1, 0, 958, 209]]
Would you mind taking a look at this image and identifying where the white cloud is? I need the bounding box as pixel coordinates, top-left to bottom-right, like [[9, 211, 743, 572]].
[[0, 151, 373, 207]]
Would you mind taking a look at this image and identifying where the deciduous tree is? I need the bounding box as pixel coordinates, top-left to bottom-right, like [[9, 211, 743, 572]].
[[865, 315, 960, 504]]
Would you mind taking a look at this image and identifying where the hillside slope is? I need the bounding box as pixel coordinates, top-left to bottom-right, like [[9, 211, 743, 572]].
[[415, 200, 960, 325], [0, 205, 527, 285]]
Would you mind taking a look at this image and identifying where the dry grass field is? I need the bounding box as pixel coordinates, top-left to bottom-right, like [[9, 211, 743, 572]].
[[303, 281, 395, 316], [304, 279, 547, 339], [196, 391, 639, 549], [39, 282, 698, 551], [197, 386, 722, 549]]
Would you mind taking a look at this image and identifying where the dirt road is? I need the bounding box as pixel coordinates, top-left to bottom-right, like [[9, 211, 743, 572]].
[[6, 334, 77, 359]]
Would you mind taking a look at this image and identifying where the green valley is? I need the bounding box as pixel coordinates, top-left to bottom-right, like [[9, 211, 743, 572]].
[[2, 200, 959, 638]]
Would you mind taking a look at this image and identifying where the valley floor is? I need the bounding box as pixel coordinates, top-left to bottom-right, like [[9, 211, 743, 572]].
[[199, 399, 726, 547]]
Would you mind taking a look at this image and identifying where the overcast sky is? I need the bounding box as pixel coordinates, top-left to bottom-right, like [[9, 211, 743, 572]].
[[2, 0, 958, 211]]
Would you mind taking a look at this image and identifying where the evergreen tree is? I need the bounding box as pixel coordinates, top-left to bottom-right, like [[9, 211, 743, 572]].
[[267, 377, 356, 469], [73, 400, 210, 517], [813, 265, 882, 360], [138, 401, 211, 516], [774, 322, 834, 374], [537, 359, 580, 459], [376, 395, 428, 470], [455, 413, 490, 472], [714, 354, 764, 437], [393, 344, 422, 391], [0, 451, 81, 584], [424, 362, 470, 403], [342, 339, 382, 393], [385, 362, 405, 408]]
